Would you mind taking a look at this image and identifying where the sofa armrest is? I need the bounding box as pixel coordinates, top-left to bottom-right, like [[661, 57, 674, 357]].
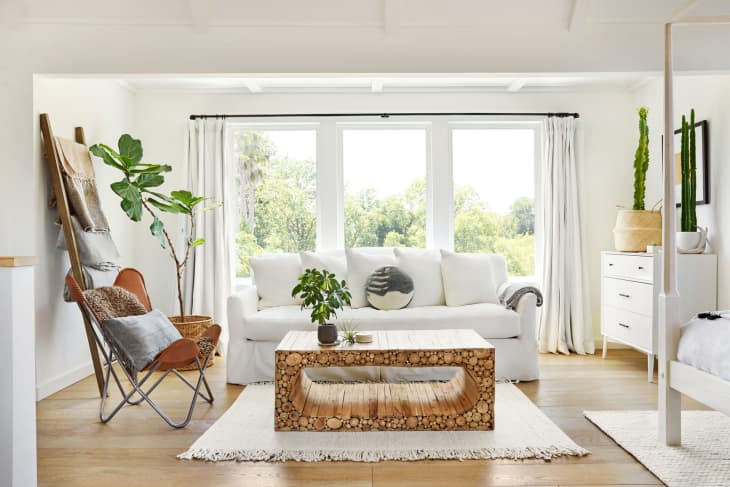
[[227, 285, 259, 342], [514, 293, 538, 342]]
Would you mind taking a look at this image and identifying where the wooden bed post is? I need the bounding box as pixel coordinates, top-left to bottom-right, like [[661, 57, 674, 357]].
[[658, 22, 682, 446]]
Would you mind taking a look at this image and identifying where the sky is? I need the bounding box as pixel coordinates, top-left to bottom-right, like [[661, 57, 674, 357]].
[[262, 127, 535, 215]]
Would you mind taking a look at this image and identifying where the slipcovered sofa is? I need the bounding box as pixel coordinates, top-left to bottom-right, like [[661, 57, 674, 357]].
[[227, 248, 539, 384]]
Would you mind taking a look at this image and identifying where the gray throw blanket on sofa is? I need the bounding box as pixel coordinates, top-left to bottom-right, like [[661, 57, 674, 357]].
[[498, 282, 544, 310]]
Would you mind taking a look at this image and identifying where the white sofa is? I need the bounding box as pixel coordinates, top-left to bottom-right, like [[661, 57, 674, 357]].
[[227, 249, 539, 384]]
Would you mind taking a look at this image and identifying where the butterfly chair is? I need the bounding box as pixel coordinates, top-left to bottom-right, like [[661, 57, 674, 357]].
[[65, 268, 220, 428]]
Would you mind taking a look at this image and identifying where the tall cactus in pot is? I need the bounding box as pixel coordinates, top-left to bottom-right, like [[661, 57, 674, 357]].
[[680, 109, 697, 232], [613, 107, 662, 252], [632, 107, 650, 210]]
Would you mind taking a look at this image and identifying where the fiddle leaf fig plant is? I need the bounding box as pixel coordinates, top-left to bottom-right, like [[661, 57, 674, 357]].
[[90, 134, 219, 319], [291, 269, 351, 326]]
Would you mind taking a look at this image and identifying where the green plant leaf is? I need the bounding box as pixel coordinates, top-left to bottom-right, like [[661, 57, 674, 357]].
[[135, 173, 164, 188], [147, 197, 184, 214], [120, 198, 142, 221], [170, 190, 194, 205], [149, 216, 166, 248], [118, 134, 143, 164], [111, 179, 141, 203], [129, 163, 172, 175], [89, 144, 125, 171], [190, 238, 205, 248]]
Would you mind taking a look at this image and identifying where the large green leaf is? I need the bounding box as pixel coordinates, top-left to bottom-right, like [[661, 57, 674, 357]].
[[147, 197, 185, 214], [170, 190, 205, 209], [129, 164, 172, 175], [149, 216, 166, 248], [118, 134, 143, 164], [135, 173, 164, 188], [89, 144, 124, 171], [111, 179, 141, 203], [120, 198, 142, 221]]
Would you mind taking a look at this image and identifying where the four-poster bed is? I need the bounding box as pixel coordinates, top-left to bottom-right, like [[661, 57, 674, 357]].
[[659, 19, 730, 446]]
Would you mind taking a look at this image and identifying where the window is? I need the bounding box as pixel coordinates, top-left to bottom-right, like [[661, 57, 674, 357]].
[[228, 118, 541, 281], [341, 128, 427, 248], [232, 128, 317, 277], [452, 128, 536, 277]]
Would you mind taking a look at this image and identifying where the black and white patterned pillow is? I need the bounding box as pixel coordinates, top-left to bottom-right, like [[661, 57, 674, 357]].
[[366, 266, 415, 310]]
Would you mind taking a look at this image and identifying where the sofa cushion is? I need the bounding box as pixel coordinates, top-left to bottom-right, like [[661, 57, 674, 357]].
[[440, 250, 503, 306], [346, 248, 396, 308], [394, 248, 444, 307], [300, 251, 347, 282], [243, 303, 520, 342], [250, 253, 303, 308]]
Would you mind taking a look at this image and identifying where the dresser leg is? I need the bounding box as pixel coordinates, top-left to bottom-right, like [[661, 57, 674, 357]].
[[648, 353, 655, 382], [602, 335, 607, 360]]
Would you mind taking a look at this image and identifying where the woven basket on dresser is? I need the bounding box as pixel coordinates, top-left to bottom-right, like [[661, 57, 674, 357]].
[[169, 315, 215, 370]]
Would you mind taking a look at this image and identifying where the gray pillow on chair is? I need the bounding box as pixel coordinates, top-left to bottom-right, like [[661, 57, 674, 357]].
[[102, 309, 182, 373]]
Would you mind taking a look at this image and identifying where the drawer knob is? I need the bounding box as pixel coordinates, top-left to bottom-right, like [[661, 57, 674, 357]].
[[638, 266, 644, 270], [618, 322, 630, 329], [618, 293, 631, 298], [608, 263, 614, 267]]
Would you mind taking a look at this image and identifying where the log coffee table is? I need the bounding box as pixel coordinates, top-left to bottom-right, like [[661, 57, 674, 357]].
[[274, 329, 495, 432]]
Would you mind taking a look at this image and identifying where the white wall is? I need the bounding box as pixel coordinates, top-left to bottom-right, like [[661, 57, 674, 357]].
[[33, 78, 137, 399], [636, 74, 730, 308], [132, 89, 638, 343]]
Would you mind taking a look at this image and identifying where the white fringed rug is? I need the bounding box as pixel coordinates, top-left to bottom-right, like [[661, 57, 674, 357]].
[[179, 383, 588, 462], [585, 410, 730, 487]]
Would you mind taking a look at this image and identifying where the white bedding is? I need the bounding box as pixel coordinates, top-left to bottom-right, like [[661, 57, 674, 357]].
[[678, 312, 730, 382]]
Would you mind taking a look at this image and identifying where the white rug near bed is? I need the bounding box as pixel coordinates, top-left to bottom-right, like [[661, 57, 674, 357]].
[[178, 383, 588, 462], [585, 410, 730, 487]]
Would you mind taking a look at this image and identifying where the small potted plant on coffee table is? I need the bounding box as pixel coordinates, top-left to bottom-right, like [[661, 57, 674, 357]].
[[292, 269, 351, 345]]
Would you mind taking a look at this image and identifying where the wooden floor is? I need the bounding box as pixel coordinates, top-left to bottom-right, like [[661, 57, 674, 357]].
[[37, 349, 706, 487]]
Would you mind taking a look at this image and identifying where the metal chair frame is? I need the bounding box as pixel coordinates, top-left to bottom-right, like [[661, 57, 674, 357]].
[[67, 269, 217, 429]]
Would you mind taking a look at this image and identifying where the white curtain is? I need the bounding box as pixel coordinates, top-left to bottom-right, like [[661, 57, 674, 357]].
[[183, 117, 235, 352], [539, 116, 594, 355]]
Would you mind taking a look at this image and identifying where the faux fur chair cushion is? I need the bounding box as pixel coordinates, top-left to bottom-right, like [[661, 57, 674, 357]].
[[83, 286, 147, 322]]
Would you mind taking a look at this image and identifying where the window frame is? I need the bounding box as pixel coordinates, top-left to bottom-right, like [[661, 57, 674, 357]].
[[227, 117, 543, 284], [336, 122, 432, 250]]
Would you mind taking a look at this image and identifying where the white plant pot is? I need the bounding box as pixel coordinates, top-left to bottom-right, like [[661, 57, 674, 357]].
[[676, 231, 704, 252]]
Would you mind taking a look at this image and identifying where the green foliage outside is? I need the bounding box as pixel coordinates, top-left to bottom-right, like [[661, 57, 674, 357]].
[[235, 132, 535, 278]]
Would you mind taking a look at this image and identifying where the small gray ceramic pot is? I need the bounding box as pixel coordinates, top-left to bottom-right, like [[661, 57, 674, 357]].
[[318, 323, 338, 344]]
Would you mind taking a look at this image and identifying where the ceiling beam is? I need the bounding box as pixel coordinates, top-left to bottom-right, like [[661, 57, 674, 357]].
[[669, 0, 702, 21], [186, 0, 209, 32], [383, 0, 401, 35], [507, 79, 527, 92], [567, 0, 590, 32], [243, 81, 262, 94]]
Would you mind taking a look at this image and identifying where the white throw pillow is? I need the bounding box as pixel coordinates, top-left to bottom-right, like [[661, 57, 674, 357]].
[[249, 253, 303, 308], [346, 248, 396, 308], [394, 248, 445, 307], [440, 250, 500, 306], [299, 251, 348, 282]]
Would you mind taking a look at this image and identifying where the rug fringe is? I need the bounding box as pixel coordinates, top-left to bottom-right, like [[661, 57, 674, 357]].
[[177, 444, 589, 463]]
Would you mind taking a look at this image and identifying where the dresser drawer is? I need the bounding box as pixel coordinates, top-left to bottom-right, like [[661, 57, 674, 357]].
[[602, 254, 654, 282], [602, 306, 652, 351], [603, 277, 654, 317]]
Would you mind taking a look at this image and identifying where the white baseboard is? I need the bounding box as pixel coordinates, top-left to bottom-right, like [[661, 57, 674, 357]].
[[36, 362, 93, 401]]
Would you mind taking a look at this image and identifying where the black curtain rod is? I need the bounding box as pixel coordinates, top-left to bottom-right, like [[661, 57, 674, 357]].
[[189, 111, 579, 120]]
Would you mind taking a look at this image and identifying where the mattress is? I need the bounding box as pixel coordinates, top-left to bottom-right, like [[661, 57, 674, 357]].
[[677, 312, 730, 382]]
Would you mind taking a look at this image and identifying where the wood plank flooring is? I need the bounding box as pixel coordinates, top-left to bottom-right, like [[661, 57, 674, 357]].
[[37, 349, 706, 486]]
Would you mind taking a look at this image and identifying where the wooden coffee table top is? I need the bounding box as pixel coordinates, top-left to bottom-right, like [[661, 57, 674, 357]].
[[276, 329, 493, 353]]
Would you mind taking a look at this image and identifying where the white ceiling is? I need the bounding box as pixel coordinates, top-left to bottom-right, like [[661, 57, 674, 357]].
[[6, 0, 730, 74]]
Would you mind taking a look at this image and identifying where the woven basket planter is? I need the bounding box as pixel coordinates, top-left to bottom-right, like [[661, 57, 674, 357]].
[[613, 209, 662, 252], [169, 315, 215, 370]]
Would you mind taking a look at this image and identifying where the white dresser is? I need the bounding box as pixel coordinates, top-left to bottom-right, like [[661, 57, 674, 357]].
[[601, 251, 717, 381]]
